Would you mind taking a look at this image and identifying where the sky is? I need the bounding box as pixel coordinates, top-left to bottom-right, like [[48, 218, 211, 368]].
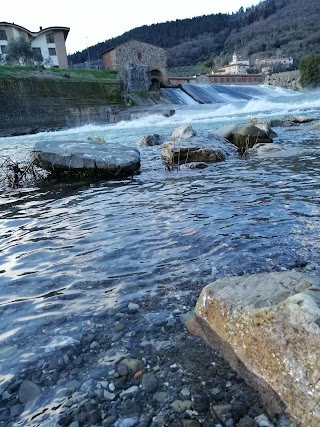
[[4, 0, 261, 54]]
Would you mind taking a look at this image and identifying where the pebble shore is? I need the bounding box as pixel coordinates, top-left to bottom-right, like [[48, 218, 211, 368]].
[[0, 285, 296, 427]]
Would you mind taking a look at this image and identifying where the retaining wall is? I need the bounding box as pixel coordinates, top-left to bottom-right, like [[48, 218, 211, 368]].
[[0, 77, 123, 137]]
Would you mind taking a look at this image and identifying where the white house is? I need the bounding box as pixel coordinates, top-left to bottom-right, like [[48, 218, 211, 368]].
[[0, 22, 69, 68], [215, 52, 250, 75], [254, 57, 294, 67]]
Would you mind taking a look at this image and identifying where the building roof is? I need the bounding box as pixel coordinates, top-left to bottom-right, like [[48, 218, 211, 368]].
[[101, 38, 165, 55], [0, 22, 70, 40]]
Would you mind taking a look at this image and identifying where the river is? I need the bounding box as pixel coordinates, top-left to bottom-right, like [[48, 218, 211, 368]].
[[1, 84, 320, 426]]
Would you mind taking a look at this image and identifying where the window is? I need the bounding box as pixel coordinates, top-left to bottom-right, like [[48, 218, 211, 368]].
[[32, 47, 42, 61], [48, 47, 56, 56], [46, 33, 54, 43], [0, 45, 7, 54], [137, 52, 142, 61], [0, 30, 7, 40]]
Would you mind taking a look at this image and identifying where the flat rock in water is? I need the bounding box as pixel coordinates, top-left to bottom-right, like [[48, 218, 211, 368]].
[[33, 140, 140, 179], [183, 271, 320, 426]]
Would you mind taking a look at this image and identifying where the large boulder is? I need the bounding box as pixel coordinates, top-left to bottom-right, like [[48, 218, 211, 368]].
[[33, 140, 140, 179], [213, 124, 273, 150], [183, 271, 320, 426]]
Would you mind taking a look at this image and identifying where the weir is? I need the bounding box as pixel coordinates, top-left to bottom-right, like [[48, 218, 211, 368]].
[[161, 83, 295, 105]]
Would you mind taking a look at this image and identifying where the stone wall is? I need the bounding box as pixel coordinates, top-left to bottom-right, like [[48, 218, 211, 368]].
[[264, 70, 301, 90], [122, 64, 150, 93], [0, 77, 123, 137]]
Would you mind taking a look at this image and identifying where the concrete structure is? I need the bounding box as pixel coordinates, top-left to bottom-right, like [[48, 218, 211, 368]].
[[102, 39, 168, 86], [208, 73, 263, 84], [168, 73, 263, 86], [216, 52, 250, 75], [0, 22, 69, 68]]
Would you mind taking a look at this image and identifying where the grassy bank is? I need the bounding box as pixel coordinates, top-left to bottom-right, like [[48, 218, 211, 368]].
[[0, 65, 119, 81]]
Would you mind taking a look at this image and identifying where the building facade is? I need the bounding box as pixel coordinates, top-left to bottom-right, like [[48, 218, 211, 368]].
[[102, 39, 168, 86], [0, 22, 69, 68], [215, 52, 250, 75], [255, 57, 294, 67]]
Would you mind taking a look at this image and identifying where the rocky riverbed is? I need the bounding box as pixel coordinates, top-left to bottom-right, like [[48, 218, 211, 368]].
[[0, 285, 294, 427]]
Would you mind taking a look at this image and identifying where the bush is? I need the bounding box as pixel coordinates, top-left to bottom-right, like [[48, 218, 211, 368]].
[[299, 54, 320, 87]]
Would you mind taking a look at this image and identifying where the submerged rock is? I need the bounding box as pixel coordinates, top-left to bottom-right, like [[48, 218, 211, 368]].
[[19, 380, 41, 404], [251, 143, 283, 154], [181, 162, 208, 169], [33, 140, 140, 179], [183, 271, 320, 426]]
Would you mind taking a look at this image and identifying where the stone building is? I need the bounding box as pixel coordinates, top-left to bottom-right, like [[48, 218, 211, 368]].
[[101, 39, 168, 89]]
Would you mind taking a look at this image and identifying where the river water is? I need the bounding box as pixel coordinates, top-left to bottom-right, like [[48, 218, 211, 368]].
[[1, 85, 320, 426]]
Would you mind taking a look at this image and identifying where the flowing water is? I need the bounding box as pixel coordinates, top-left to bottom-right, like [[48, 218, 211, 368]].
[[1, 84, 320, 425]]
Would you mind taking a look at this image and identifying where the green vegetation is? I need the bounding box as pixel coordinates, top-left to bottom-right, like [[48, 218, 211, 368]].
[[299, 54, 320, 87], [4, 36, 36, 66], [0, 65, 118, 81], [168, 64, 204, 77]]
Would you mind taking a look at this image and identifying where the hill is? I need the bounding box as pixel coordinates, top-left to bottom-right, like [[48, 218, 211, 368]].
[[69, 0, 320, 68]]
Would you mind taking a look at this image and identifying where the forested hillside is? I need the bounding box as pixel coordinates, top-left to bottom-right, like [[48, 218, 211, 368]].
[[69, 0, 320, 68]]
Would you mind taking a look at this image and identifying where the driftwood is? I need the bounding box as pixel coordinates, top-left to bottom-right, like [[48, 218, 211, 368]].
[[0, 151, 48, 188]]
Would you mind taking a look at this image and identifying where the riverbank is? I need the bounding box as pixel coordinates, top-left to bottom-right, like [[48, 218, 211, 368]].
[[0, 67, 124, 137]]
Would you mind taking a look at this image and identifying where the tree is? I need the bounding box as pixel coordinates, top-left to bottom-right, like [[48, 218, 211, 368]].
[[299, 54, 320, 87], [5, 36, 35, 66], [202, 59, 215, 73]]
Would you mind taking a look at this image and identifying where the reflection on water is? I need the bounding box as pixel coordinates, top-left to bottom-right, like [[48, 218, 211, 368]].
[[1, 88, 320, 424]]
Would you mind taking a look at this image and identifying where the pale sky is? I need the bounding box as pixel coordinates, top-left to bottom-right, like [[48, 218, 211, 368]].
[[4, 0, 261, 54]]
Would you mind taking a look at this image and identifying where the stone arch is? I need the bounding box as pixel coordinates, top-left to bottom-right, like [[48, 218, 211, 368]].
[[150, 69, 163, 89]]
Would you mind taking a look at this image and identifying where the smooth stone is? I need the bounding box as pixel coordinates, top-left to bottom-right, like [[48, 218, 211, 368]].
[[114, 321, 125, 332], [141, 373, 158, 393], [180, 387, 190, 397], [128, 302, 140, 311], [254, 414, 274, 426], [104, 390, 116, 400], [122, 358, 144, 373], [171, 400, 192, 412], [19, 380, 41, 404], [120, 385, 139, 397], [153, 391, 167, 403], [114, 417, 140, 427]]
